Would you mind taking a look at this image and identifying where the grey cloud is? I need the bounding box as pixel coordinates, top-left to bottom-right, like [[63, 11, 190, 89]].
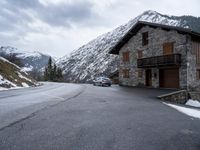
[[0, 0, 35, 33], [38, 1, 96, 27], [0, 0, 103, 47], [5, 0, 40, 9], [0, 0, 101, 30]]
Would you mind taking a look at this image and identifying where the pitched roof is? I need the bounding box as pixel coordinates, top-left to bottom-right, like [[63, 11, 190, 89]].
[[109, 21, 200, 54]]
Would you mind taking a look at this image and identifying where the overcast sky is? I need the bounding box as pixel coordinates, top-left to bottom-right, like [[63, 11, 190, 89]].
[[0, 0, 199, 57]]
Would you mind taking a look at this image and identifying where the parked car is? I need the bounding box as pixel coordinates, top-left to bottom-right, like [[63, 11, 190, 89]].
[[93, 77, 112, 87]]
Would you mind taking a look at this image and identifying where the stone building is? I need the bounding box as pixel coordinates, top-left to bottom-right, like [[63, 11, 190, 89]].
[[109, 21, 200, 90]]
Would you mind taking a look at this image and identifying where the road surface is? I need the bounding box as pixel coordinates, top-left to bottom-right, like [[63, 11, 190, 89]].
[[0, 82, 83, 129], [0, 83, 199, 150]]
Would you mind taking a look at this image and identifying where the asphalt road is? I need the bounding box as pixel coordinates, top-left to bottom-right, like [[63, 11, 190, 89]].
[[0, 82, 83, 129], [0, 83, 199, 150]]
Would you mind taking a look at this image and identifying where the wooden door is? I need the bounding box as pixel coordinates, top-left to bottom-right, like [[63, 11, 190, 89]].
[[145, 69, 152, 86], [159, 69, 179, 88]]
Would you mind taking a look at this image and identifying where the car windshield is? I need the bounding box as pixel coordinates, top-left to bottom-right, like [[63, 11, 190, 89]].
[[97, 77, 109, 80], [102, 78, 109, 80]]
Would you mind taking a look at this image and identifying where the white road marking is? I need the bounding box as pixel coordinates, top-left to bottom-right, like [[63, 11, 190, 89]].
[[0, 101, 39, 105], [41, 93, 65, 100], [0, 93, 65, 106]]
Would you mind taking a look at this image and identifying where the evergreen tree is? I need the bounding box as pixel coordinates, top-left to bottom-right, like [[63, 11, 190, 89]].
[[43, 57, 63, 82], [56, 67, 63, 80], [44, 66, 49, 81], [53, 64, 57, 81], [47, 57, 53, 81]]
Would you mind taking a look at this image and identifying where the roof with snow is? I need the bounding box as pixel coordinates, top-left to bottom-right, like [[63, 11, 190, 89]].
[[109, 21, 200, 54]]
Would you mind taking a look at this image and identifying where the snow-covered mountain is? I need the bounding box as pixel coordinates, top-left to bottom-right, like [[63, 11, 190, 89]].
[[57, 10, 200, 83], [0, 56, 37, 90], [0, 46, 52, 72]]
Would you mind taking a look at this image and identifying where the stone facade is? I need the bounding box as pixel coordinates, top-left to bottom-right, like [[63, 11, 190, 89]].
[[118, 25, 200, 90]]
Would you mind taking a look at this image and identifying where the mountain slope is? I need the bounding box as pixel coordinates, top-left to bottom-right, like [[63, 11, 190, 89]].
[[0, 57, 37, 90], [57, 10, 200, 83], [0, 46, 51, 72]]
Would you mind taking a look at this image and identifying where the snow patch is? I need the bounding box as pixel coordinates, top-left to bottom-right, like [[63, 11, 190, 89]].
[[0, 75, 17, 87], [164, 102, 200, 119], [186, 99, 200, 108], [21, 66, 33, 72], [17, 72, 32, 82], [22, 82, 29, 88]]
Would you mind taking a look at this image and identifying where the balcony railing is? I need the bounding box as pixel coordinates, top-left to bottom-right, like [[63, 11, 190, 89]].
[[137, 54, 181, 68]]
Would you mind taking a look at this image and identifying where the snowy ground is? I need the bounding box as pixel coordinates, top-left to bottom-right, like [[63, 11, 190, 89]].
[[0, 75, 18, 90], [0, 75, 29, 91], [164, 102, 200, 119], [0, 86, 23, 91], [0, 87, 7, 91]]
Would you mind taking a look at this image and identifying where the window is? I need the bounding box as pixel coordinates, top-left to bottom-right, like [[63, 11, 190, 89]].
[[137, 50, 143, 59], [122, 69, 130, 78], [122, 52, 130, 62], [142, 32, 148, 46], [138, 69, 143, 78], [163, 42, 174, 55]]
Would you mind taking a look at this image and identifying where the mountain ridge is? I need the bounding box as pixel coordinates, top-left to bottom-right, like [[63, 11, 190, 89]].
[[0, 46, 52, 73]]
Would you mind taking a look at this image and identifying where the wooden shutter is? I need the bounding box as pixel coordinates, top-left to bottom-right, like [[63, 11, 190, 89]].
[[163, 42, 174, 55], [192, 41, 200, 65], [122, 52, 130, 62]]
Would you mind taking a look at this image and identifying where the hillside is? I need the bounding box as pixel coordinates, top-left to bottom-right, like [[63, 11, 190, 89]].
[[0, 57, 37, 90], [0, 46, 52, 73], [57, 10, 200, 83]]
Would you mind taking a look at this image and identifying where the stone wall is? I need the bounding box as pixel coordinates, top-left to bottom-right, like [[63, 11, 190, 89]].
[[157, 90, 188, 104], [119, 25, 189, 89], [189, 92, 200, 102], [157, 90, 200, 104]]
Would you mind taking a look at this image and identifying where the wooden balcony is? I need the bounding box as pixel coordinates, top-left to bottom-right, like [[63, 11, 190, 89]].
[[137, 54, 181, 68]]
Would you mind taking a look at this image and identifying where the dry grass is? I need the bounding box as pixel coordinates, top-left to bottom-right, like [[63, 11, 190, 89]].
[[0, 59, 37, 87]]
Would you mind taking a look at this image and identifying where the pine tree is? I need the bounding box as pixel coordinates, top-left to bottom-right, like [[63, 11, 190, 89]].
[[47, 57, 53, 81], [53, 64, 57, 81], [56, 67, 63, 81], [43, 57, 52, 81], [43, 57, 63, 82], [44, 67, 48, 81]]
